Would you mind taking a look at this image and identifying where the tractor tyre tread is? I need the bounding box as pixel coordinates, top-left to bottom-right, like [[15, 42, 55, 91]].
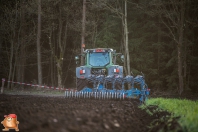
[[77, 78, 87, 91]]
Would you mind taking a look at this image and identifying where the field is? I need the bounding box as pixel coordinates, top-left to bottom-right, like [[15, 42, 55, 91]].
[[145, 97, 198, 132], [0, 90, 197, 132]]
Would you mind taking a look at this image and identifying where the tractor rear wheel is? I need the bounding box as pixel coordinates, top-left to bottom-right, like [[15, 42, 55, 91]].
[[76, 78, 87, 91]]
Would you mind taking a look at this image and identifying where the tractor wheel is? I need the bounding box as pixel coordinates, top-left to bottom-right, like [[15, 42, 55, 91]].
[[76, 78, 87, 91], [105, 82, 122, 90], [115, 82, 122, 90], [87, 81, 94, 89]]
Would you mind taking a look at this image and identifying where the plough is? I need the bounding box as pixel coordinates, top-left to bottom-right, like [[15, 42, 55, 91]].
[[65, 74, 150, 103]]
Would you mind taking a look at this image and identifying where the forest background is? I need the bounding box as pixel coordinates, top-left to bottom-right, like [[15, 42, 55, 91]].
[[0, 0, 198, 94]]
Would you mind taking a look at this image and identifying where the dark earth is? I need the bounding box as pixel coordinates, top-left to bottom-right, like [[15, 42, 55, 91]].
[[0, 93, 186, 132]]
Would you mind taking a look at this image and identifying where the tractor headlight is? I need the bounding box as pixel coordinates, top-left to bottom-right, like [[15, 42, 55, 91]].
[[80, 69, 85, 74], [114, 68, 119, 73]]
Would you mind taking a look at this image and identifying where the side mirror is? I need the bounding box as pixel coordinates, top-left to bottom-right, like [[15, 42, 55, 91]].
[[75, 55, 80, 64], [121, 55, 124, 62]]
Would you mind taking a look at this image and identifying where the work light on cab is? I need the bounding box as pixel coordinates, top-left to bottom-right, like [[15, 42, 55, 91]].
[[95, 49, 105, 52]]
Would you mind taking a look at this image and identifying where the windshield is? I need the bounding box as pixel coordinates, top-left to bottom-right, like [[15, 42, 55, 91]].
[[89, 52, 110, 66]]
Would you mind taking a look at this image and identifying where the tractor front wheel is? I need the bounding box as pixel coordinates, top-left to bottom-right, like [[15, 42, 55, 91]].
[[76, 78, 87, 91]]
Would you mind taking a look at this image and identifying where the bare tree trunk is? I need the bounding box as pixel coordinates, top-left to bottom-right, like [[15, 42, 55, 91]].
[[92, 23, 97, 48], [20, 1, 26, 88], [53, 28, 56, 86], [187, 54, 191, 90], [48, 4, 68, 88], [7, 40, 14, 89], [121, 13, 127, 76], [123, 34, 127, 76], [7, 1, 18, 89], [157, 14, 161, 91], [37, 0, 42, 85], [18, 0, 30, 86], [56, 5, 63, 88], [81, 0, 86, 65], [50, 55, 54, 86], [178, 45, 183, 94], [16, 20, 21, 87], [49, 30, 54, 86], [124, 0, 130, 76], [178, 0, 185, 95], [20, 43, 25, 88], [11, 57, 16, 89], [15, 7, 22, 88], [183, 40, 187, 90], [57, 61, 62, 88]]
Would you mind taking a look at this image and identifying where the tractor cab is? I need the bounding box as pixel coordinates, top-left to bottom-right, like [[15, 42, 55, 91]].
[[75, 48, 124, 67]]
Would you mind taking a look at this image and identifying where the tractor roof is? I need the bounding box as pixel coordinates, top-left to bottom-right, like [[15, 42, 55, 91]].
[[84, 48, 114, 53]]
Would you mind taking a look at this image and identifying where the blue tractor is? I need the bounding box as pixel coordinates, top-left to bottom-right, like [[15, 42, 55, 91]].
[[65, 48, 150, 103]]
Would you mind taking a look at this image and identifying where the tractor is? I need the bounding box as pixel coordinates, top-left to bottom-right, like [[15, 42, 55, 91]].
[[65, 48, 150, 103]]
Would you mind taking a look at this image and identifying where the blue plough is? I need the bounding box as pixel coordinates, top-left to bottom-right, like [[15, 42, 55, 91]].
[[65, 75, 150, 103]]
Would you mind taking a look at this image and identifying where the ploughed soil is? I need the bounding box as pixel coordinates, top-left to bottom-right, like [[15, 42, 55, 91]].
[[0, 94, 184, 132]]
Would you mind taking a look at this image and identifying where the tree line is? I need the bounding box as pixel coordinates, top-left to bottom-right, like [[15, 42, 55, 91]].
[[0, 0, 198, 94]]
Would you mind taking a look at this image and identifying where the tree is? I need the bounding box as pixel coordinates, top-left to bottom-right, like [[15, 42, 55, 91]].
[[1, 2, 19, 89], [81, 0, 86, 65], [16, 0, 27, 88], [43, 0, 74, 88], [90, 0, 130, 76], [124, 0, 130, 76], [155, 0, 185, 94], [37, 0, 42, 85]]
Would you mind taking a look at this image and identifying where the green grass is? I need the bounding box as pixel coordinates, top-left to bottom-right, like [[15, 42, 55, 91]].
[[145, 98, 198, 132]]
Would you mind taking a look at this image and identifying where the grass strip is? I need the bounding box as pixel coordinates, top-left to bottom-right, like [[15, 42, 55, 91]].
[[145, 98, 198, 132]]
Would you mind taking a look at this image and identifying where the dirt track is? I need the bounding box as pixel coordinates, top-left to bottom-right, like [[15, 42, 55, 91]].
[[0, 94, 181, 132]]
